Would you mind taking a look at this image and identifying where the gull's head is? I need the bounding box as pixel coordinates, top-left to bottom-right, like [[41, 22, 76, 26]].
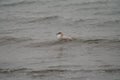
[[56, 32, 63, 40], [56, 32, 63, 35]]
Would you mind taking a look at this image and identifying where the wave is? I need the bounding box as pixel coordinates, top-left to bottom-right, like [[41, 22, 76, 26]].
[[26, 38, 120, 48], [0, 36, 32, 46], [94, 10, 120, 16], [0, 67, 120, 75], [96, 19, 120, 26], [64, 0, 108, 7], [26, 40, 62, 47], [103, 19, 120, 24], [26, 15, 59, 23], [27, 69, 67, 77], [0, 0, 36, 7], [0, 36, 119, 47], [0, 68, 29, 73], [0, 68, 68, 78], [81, 1, 108, 5], [72, 18, 96, 24]]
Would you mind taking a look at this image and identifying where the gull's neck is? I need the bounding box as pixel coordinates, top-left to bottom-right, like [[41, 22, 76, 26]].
[[57, 34, 63, 39]]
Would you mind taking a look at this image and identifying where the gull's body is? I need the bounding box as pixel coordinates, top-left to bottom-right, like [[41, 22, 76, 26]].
[[56, 32, 73, 41]]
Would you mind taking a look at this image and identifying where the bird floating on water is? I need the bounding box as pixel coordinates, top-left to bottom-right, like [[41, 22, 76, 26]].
[[56, 32, 73, 41]]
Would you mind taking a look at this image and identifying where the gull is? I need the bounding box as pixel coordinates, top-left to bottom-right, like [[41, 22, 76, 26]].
[[56, 32, 73, 41]]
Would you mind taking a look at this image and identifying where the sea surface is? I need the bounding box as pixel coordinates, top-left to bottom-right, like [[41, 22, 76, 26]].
[[0, 0, 120, 80]]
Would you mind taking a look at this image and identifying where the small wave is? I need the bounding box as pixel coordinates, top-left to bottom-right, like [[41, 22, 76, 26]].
[[78, 39, 120, 44], [73, 18, 96, 24], [27, 69, 68, 78], [94, 11, 120, 16], [63, 1, 108, 8], [26, 16, 59, 23], [0, 0, 36, 7], [0, 68, 29, 73], [99, 68, 120, 73], [26, 38, 120, 48], [0, 67, 120, 78], [81, 1, 108, 5], [103, 19, 120, 24], [0, 68, 68, 79], [0, 68, 67, 77], [96, 19, 120, 26], [0, 36, 32, 46], [28, 69, 67, 74], [26, 40, 67, 48], [74, 68, 120, 73]]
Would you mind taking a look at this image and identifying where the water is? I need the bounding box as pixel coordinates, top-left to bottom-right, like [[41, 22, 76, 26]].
[[0, 0, 120, 80]]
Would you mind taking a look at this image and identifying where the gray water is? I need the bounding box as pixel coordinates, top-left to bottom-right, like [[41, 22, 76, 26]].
[[0, 0, 120, 80]]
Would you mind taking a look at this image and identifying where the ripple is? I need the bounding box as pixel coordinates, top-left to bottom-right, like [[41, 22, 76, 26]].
[[26, 38, 120, 48], [0, 68, 29, 73], [26, 15, 59, 23], [0, 0, 36, 7], [0, 36, 32, 46], [27, 69, 70, 78], [96, 19, 120, 26], [63, 0, 108, 8]]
